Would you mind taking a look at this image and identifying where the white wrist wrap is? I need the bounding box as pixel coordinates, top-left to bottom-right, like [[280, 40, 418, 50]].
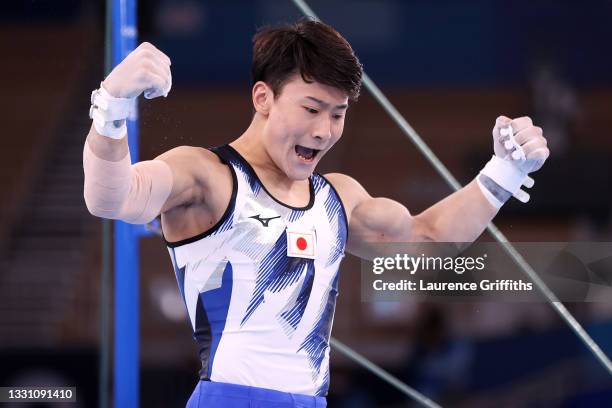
[[89, 84, 134, 139], [480, 155, 526, 193], [479, 155, 533, 203]]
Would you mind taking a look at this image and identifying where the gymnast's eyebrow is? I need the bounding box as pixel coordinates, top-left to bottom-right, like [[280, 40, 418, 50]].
[[304, 96, 348, 110]]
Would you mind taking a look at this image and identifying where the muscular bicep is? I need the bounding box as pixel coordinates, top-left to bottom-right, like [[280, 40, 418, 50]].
[[347, 197, 417, 259], [325, 173, 429, 260]]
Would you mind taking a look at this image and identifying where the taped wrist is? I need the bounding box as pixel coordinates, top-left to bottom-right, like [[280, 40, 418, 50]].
[[478, 155, 533, 208], [476, 174, 511, 209], [89, 84, 134, 139], [83, 141, 173, 224]]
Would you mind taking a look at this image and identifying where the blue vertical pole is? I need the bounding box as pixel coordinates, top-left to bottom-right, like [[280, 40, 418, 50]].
[[111, 0, 139, 407]]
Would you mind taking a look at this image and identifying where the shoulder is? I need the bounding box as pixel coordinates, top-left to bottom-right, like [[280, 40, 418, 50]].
[[153, 145, 233, 211], [322, 173, 372, 216], [155, 145, 220, 166], [323, 173, 370, 197], [155, 145, 229, 182]]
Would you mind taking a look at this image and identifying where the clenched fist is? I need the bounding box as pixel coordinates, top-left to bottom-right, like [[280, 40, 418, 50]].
[[102, 42, 172, 99], [477, 115, 551, 207], [492, 116, 550, 174]]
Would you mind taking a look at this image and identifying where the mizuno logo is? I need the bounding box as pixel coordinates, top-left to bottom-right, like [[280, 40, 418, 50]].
[[249, 214, 281, 227]]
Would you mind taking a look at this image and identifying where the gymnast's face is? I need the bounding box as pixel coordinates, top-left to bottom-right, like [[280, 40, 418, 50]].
[[257, 74, 349, 180]]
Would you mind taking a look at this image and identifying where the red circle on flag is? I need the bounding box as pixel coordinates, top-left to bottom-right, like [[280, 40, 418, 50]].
[[296, 237, 308, 251]]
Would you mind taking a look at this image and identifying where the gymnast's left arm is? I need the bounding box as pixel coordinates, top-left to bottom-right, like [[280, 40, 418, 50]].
[[326, 115, 550, 260]]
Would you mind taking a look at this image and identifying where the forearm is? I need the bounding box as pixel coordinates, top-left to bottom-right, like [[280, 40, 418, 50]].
[[83, 122, 132, 220], [86, 121, 129, 161], [414, 179, 497, 245], [83, 123, 173, 224]]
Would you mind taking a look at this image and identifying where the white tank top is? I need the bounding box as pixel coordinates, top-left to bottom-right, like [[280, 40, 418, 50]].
[[164, 145, 348, 396]]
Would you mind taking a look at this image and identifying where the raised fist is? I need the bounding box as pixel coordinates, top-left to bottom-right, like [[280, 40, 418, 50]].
[[101, 42, 172, 99], [492, 115, 550, 174]]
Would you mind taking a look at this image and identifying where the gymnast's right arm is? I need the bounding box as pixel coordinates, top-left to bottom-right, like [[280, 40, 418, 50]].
[[83, 42, 192, 224]]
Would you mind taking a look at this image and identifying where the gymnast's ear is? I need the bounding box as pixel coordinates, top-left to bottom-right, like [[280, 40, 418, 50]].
[[252, 81, 272, 115]]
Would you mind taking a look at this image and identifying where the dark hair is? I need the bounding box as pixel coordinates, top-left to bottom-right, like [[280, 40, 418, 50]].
[[251, 19, 363, 102]]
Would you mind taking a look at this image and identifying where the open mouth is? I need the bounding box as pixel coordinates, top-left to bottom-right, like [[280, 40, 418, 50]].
[[295, 145, 320, 162]]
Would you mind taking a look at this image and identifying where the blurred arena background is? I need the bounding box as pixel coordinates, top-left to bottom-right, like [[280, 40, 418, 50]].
[[1, 0, 612, 406]]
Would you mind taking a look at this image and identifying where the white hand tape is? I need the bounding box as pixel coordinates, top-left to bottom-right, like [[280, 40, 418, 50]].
[[500, 125, 526, 161]]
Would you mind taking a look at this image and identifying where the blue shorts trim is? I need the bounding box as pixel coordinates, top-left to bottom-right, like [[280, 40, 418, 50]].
[[186, 380, 327, 408]]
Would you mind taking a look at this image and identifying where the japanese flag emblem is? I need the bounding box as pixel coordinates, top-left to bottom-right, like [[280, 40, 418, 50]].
[[286, 228, 316, 259]]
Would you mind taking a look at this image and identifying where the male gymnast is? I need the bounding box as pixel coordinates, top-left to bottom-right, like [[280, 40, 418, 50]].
[[83, 20, 549, 407]]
